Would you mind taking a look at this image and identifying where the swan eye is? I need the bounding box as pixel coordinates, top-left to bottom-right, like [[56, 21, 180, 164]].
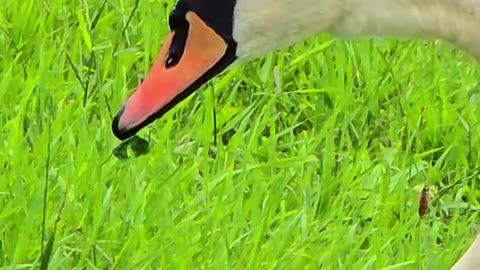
[[165, 9, 189, 69], [165, 52, 180, 68]]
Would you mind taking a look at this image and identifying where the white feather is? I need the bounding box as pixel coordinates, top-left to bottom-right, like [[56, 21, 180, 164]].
[[233, 0, 480, 61]]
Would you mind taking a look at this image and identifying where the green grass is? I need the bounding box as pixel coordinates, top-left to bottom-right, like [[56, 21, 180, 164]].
[[1, 0, 479, 269]]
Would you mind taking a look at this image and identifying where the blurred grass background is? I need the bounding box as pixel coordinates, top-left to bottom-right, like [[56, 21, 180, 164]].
[[0, 0, 479, 269]]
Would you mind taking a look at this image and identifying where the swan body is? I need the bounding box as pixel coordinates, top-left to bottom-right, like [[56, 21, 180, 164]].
[[452, 233, 480, 270], [110, 1, 480, 268]]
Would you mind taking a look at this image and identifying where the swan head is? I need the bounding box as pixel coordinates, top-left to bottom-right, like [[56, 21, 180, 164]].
[[112, 0, 241, 140], [112, 0, 335, 140]]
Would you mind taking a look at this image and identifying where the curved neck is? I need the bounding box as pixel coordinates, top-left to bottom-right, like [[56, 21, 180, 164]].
[[233, 0, 480, 61], [332, 0, 480, 60]]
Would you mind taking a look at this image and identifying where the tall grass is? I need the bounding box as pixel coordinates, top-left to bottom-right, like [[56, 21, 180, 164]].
[[0, 0, 479, 269]]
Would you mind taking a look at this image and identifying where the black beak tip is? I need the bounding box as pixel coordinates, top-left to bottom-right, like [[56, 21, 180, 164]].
[[112, 106, 137, 141]]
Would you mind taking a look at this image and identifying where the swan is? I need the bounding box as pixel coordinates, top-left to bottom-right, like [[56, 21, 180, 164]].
[[111, 0, 480, 268], [112, 0, 480, 139], [452, 232, 480, 269]]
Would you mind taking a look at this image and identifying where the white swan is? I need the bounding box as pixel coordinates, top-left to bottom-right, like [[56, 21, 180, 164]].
[[112, 0, 480, 138], [111, 1, 480, 268]]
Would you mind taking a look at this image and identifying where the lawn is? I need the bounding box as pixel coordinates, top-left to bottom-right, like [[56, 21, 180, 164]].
[[1, 0, 479, 269]]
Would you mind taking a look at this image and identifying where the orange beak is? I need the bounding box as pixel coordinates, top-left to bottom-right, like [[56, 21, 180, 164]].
[[112, 12, 235, 140]]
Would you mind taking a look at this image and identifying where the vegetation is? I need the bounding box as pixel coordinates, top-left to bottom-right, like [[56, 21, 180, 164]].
[[0, 0, 479, 269]]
